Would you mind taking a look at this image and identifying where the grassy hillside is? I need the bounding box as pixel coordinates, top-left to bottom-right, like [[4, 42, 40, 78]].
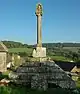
[[2, 41, 80, 62], [63, 47, 80, 53], [50, 56, 72, 62], [2, 41, 31, 48], [2, 41, 80, 48], [9, 48, 33, 53]]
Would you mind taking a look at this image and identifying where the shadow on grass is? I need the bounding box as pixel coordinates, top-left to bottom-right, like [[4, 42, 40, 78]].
[[0, 84, 80, 94], [0, 72, 9, 80]]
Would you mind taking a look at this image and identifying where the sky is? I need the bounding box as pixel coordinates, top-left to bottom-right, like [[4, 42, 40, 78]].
[[0, 0, 80, 44]]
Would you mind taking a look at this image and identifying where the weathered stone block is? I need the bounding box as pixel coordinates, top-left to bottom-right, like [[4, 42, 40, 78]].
[[32, 47, 46, 58], [10, 62, 76, 90]]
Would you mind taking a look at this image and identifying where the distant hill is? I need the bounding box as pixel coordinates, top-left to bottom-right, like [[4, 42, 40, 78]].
[[2, 41, 32, 48], [2, 41, 33, 57], [2, 41, 80, 48], [42, 43, 80, 48]]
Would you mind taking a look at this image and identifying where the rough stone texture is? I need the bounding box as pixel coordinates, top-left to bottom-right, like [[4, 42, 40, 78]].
[[0, 52, 7, 72], [33, 47, 46, 58], [0, 42, 8, 72], [0, 42, 8, 52], [11, 62, 76, 90]]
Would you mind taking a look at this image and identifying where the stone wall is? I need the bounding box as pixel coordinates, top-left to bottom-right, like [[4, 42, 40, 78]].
[[0, 52, 7, 72], [10, 61, 76, 90]]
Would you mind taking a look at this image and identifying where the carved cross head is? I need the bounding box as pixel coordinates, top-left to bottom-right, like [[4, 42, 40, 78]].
[[36, 3, 43, 16]]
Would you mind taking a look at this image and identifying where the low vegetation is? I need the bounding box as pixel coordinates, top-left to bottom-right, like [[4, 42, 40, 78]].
[[0, 86, 80, 94], [3, 40, 80, 62]]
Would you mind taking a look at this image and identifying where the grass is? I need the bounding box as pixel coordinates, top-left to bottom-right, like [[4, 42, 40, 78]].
[[0, 70, 10, 80], [0, 85, 79, 94], [9, 48, 33, 53], [76, 80, 80, 88], [63, 47, 80, 52], [50, 55, 72, 62], [2, 70, 10, 76], [8, 47, 74, 62]]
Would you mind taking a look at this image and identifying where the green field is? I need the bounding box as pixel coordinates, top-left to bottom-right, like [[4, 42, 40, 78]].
[[8, 47, 80, 62], [50, 55, 72, 62], [9, 48, 33, 53], [8, 48, 73, 62], [63, 47, 80, 52]]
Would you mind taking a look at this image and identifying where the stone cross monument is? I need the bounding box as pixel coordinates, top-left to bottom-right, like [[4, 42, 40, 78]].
[[32, 3, 46, 58], [36, 3, 42, 47]]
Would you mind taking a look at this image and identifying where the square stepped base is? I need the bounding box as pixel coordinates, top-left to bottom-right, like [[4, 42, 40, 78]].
[[32, 47, 46, 58]]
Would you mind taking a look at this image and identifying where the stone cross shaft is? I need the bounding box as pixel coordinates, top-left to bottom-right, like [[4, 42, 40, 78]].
[[36, 3, 43, 47], [32, 3, 46, 58]]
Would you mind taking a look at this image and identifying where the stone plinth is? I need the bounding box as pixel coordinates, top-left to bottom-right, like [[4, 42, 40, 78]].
[[32, 47, 46, 58], [11, 62, 76, 90]]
